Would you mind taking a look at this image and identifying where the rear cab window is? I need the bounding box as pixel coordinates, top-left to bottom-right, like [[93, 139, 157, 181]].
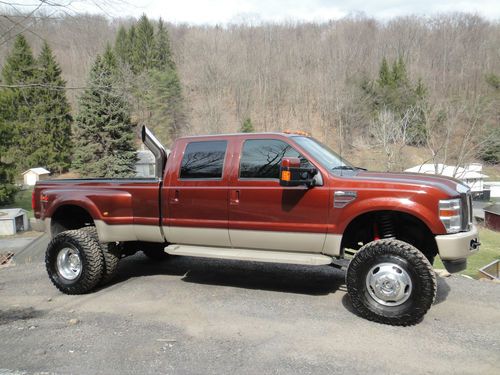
[[180, 140, 227, 179], [239, 139, 312, 179]]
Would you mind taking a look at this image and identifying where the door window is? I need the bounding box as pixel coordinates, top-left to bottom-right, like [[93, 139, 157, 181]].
[[239, 139, 311, 179], [180, 141, 227, 179]]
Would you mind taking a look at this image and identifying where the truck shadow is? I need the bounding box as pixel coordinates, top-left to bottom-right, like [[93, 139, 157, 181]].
[[110, 254, 346, 296]]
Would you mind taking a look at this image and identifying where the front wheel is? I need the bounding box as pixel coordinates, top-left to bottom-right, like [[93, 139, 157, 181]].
[[45, 229, 104, 294], [346, 239, 436, 326]]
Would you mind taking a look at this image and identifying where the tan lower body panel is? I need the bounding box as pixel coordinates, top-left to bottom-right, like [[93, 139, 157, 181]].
[[165, 244, 333, 266], [164, 227, 342, 256], [164, 226, 231, 247], [94, 220, 164, 243], [93, 221, 343, 257], [322, 234, 342, 256], [229, 229, 326, 253]]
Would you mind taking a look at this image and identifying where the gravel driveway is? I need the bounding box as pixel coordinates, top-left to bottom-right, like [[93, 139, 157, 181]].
[[0, 240, 499, 375]]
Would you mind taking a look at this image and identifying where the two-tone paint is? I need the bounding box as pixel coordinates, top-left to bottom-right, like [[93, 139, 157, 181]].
[[34, 132, 475, 260]]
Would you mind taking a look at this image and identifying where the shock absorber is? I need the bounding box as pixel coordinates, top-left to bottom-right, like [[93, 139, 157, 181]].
[[378, 213, 395, 239]]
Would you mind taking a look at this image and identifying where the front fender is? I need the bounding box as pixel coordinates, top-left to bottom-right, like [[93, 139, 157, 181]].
[[334, 196, 445, 234]]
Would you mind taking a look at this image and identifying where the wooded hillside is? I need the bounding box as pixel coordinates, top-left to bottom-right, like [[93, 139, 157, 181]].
[[1, 13, 499, 172]]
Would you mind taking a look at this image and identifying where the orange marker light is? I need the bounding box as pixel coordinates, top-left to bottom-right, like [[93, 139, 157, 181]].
[[281, 171, 291, 181], [283, 129, 311, 137], [439, 209, 460, 217]]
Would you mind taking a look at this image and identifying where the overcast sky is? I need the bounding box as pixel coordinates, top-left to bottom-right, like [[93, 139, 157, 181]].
[[13, 0, 500, 24]]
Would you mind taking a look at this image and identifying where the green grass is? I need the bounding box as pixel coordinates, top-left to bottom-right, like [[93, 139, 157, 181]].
[[0, 187, 34, 218], [434, 227, 500, 278]]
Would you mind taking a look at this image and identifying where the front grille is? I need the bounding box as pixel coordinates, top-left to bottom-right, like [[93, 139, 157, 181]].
[[460, 192, 473, 231]]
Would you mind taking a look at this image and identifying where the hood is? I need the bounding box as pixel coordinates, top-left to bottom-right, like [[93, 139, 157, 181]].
[[354, 171, 469, 197]]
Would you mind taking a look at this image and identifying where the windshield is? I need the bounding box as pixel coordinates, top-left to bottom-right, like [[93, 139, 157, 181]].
[[292, 136, 352, 171]]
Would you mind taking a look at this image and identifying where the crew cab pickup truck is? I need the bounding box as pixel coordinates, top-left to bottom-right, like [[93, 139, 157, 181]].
[[33, 127, 479, 325]]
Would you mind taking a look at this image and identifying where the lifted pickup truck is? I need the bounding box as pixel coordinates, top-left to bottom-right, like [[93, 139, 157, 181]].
[[34, 127, 479, 325]]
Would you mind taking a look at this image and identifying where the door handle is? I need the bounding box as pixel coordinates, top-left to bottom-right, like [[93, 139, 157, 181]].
[[170, 189, 180, 204], [230, 190, 240, 205]]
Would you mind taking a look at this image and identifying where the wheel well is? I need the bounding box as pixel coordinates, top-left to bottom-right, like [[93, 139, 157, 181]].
[[50, 205, 94, 236], [341, 211, 438, 262]]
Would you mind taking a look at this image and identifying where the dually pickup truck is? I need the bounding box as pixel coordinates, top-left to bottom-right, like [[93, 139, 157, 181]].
[[33, 127, 480, 325]]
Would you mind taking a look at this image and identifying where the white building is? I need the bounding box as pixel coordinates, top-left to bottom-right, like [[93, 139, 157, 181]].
[[22, 167, 50, 186], [135, 149, 156, 178], [0, 208, 29, 235], [405, 163, 488, 193], [135, 147, 171, 178], [484, 181, 500, 198]]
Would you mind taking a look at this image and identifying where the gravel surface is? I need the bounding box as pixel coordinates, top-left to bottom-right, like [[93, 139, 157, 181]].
[[0, 248, 499, 374]]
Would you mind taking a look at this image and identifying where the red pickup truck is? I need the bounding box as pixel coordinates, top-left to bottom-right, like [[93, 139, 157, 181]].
[[33, 127, 479, 325]]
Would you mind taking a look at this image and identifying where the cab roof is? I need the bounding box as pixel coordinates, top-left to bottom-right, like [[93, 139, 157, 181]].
[[176, 131, 311, 141]]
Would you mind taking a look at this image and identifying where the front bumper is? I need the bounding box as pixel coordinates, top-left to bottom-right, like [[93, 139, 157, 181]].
[[435, 225, 479, 272]]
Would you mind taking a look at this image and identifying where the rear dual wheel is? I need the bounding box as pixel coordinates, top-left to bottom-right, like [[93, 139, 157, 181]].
[[346, 239, 436, 326], [46, 229, 103, 294], [46, 228, 121, 294], [80, 226, 120, 285]]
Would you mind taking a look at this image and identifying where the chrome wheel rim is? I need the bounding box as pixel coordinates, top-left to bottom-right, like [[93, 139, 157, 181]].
[[56, 247, 82, 281], [365, 262, 412, 306]]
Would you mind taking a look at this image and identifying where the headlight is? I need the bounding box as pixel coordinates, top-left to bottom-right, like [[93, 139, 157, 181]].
[[439, 198, 462, 233]]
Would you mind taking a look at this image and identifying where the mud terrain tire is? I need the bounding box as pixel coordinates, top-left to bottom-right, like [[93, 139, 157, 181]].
[[346, 239, 436, 326], [46, 229, 104, 294]]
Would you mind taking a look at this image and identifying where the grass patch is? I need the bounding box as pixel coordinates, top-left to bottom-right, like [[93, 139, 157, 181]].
[[0, 187, 34, 218], [434, 227, 500, 278]]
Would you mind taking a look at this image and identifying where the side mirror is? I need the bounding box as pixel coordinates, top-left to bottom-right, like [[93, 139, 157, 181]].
[[279, 157, 318, 187]]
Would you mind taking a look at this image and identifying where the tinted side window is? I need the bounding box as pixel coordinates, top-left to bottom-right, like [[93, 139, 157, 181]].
[[180, 141, 227, 179], [239, 139, 311, 179]]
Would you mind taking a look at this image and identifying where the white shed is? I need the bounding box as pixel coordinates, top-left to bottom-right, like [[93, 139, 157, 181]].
[[0, 208, 29, 235], [404, 163, 488, 193], [485, 181, 500, 198], [135, 150, 156, 178], [22, 167, 50, 186]]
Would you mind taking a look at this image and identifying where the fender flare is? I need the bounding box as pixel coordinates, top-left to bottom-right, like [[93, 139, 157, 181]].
[[336, 197, 444, 235]]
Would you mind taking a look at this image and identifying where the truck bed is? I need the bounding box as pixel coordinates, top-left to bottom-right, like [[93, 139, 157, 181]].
[[34, 178, 163, 242]]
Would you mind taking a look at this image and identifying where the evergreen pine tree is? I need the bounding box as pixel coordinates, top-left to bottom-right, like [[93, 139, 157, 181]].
[[363, 56, 427, 146], [32, 42, 73, 174], [0, 91, 17, 204], [2, 35, 36, 86], [241, 118, 254, 133], [114, 26, 130, 65], [481, 73, 500, 163], [155, 18, 174, 70], [1, 35, 39, 173], [377, 57, 392, 87], [126, 25, 137, 71], [133, 14, 156, 72], [391, 56, 408, 86], [142, 68, 185, 143], [72, 50, 137, 177], [103, 43, 118, 72], [109, 16, 186, 145]]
